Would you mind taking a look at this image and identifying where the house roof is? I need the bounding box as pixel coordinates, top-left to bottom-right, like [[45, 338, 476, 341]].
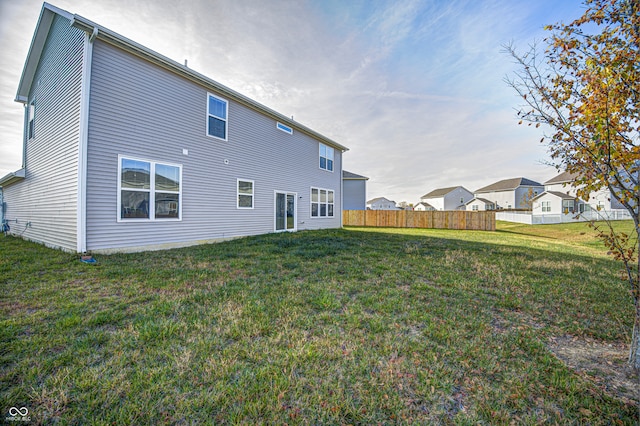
[[475, 177, 542, 193], [0, 168, 26, 188], [367, 197, 395, 204], [415, 202, 435, 209], [465, 197, 493, 205], [544, 171, 579, 185], [532, 191, 577, 201], [421, 186, 470, 199], [342, 170, 369, 180], [17, 3, 349, 154]]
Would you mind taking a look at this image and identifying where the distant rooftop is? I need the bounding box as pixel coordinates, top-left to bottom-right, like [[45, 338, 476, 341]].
[[475, 177, 542, 193]]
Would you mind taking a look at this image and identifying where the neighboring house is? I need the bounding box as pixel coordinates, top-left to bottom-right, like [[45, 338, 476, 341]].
[[413, 202, 436, 211], [367, 197, 397, 210], [342, 170, 368, 210], [465, 198, 496, 211], [542, 171, 624, 211], [531, 171, 626, 217], [474, 177, 543, 210], [420, 186, 473, 211], [531, 191, 579, 216], [0, 3, 348, 253]]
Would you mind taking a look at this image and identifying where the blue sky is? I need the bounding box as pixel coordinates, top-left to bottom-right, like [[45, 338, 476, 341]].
[[0, 0, 587, 203]]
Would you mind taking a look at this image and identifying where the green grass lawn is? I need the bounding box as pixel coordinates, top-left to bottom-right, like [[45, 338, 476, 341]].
[[1, 221, 637, 424]]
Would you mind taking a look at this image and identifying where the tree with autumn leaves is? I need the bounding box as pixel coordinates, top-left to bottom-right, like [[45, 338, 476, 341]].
[[504, 0, 639, 370]]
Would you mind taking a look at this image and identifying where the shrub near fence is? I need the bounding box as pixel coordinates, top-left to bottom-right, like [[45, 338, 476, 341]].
[[343, 210, 495, 231]]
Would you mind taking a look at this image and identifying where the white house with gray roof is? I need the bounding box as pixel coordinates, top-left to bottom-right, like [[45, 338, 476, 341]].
[[473, 177, 543, 210], [530, 171, 627, 219], [366, 197, 398, 210], [0, 3, 348, 253], [420, 186, 473, 211], [465, 197, 496, 211]]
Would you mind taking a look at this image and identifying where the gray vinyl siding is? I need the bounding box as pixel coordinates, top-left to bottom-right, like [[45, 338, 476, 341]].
[[3, 15, 83, 251], [343, 180, 366, 210], [86, 40, 342, 251]]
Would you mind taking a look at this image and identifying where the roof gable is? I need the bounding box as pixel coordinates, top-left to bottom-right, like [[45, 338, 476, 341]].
[[466, 197, 493, 205], [342, 170, 369, 180], [421, 186, 469, 199], [367, 197, 394, 204], [475, 177, 542, 193], [544, 171, 579, 185], [532, 191, 577, 201], [15, 3, 74, 103]]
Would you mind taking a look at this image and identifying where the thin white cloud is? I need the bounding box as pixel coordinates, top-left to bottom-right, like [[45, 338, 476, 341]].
[[0, 0, 584, 204]]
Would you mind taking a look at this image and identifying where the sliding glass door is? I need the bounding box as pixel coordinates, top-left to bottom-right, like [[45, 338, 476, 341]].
[[275, 192, 296, 232]]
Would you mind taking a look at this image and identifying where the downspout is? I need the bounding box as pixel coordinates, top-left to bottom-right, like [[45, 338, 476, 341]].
[[340, 153, 344, 229], [76, 26, 98, 253]]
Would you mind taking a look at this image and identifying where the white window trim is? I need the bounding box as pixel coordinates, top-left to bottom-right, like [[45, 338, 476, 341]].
[[310, 187, 335, 218], [237, 178, 255, 209], [319, 143, 334, 172], [117, 155, 183, 222], [28, 100, 35, 140], [276, 122, 293, 134], [206, 92, 228, 141]]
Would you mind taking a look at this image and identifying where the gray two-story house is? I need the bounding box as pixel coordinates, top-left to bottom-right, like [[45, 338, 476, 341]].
[[0, 3, 348, 253]]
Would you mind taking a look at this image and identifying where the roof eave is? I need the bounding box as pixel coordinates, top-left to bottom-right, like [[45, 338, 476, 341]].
[[0, 168, 26, 187], [69, 14, 348, 153]]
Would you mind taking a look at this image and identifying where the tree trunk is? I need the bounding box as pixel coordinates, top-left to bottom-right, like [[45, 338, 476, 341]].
[[633, 306, 640, 371]]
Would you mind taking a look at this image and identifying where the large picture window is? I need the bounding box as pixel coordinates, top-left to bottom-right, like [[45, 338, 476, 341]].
[[118, 156, 182, 221], [319, 143, 334, 172], [237, 179, 254, 209], [311, 187, 334, 218], [207, 93, 228, 140]]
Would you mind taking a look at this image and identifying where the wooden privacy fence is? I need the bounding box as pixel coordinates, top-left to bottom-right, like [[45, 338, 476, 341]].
[[343, 210, 495, 231]]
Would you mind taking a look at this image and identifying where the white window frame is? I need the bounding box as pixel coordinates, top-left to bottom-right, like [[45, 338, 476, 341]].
[[541, 201, 551, 212], [237, 179, 254, 209], [310, 187, 335, 218], [117, 155, 182, 222], [319, 143, 334, 172], [206, 93, 228, 141], [276, 122, 293, 134]]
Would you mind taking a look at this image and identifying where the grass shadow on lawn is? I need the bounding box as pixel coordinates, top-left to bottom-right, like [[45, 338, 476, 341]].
[[0, 228, 637, 424]]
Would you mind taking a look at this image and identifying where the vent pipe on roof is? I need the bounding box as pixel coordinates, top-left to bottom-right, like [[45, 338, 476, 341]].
[[184, 59, 188, 67]]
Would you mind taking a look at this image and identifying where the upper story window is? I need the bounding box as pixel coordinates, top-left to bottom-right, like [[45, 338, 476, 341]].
[[118, 156, 182, 221], [319, 143, 334, 172], [207, 93, 228, 140], [28, 100, 35, 139], [237, 179, 254, 209]]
